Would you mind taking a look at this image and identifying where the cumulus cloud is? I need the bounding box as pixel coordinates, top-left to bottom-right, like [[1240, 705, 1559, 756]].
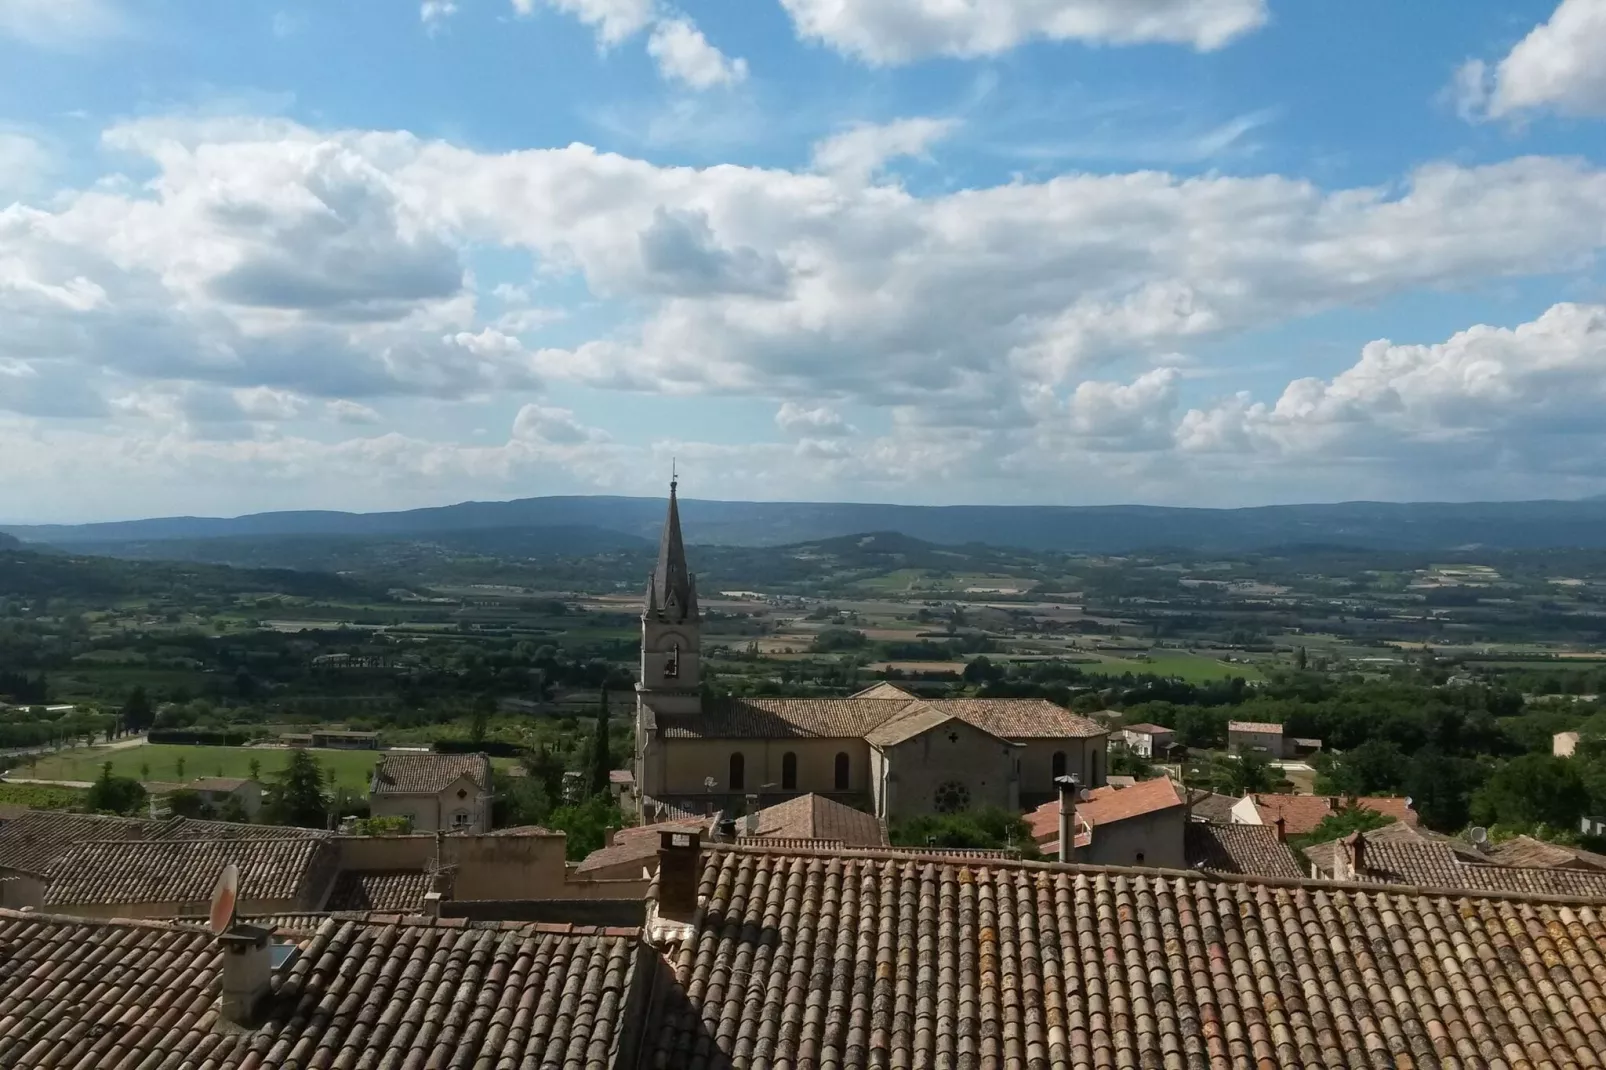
[[512, 403, 610, 444], [775, 401, 853, 436], [811, 117, 957, 184], [0, 132, 54, 198], [647, 17, 747, 87], [420, 1, 458, 29], [514, 0, 655, 46], [328, 399, 381, 424], [778, 0, 1267, 65], [1454, 0, 1606, 120]]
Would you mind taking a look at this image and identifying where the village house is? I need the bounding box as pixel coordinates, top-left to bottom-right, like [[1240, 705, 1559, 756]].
[[1116, 721, 1175, 758], [1025, 776, 1188, 869], [368, 752, 492, 833]]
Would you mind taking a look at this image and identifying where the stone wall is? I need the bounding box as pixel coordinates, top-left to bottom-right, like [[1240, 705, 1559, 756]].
[[878, 721, 1019, 822]]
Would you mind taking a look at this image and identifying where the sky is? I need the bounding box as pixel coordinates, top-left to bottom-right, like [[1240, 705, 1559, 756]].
[[5, 0, 1606, 522]]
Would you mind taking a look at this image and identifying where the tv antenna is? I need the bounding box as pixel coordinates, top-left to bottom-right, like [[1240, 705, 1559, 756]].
[[209, 863, 240, 934]]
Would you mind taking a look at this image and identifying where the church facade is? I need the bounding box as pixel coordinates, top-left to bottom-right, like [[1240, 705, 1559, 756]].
[[633, 482, 1109, 821]]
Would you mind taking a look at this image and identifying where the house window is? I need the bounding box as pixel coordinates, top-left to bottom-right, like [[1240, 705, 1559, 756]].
[[834, 752, 850, 790], [451, 810, 472, 829], [664, 643, 679, 679], [1051, 751, 1067, 780], [782, 752, 798, 791], [729, 752, 745, 791]]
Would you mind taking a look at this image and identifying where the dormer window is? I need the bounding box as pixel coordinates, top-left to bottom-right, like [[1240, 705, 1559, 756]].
[[665, 643, 679, 679]]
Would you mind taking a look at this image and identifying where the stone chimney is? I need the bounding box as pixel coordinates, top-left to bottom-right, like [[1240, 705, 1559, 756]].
[[657, 829, 701, 921], [744, 794, 761, 837], [422, 891, 443, 918], [603, 825, 618, 848], [1274, 815, 1286, 843], [217, 924, 273, 1029], [1333, 831, 1365, 880], [1055, 775, 1080, 863]]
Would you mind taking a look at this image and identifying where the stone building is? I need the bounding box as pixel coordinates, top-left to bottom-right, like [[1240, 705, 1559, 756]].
[[632, 481, 1109, 820]]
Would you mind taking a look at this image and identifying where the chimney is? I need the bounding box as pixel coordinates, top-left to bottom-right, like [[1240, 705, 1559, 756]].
[[656, 830, 701, 921], [422, 891, 443, 918], [217, 924, 273, 1028], [744, 794, 761, 837], [1055, 775, 1080, 863], [1274, 815, 1286, 843], [603, 825, 618, 848]]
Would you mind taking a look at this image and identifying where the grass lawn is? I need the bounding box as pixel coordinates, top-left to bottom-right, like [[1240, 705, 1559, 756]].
[[22, 744, 519, 793], [0, 782, 88, 810], [1092, 651, 1266, 683]]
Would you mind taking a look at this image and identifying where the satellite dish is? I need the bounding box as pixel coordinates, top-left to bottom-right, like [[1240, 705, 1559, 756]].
[[209, 863, 240, 934], [1469, 826, 1490, 847]]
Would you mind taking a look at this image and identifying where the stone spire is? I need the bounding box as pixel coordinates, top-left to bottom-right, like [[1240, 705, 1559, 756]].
[[646, 475, 698, 624]]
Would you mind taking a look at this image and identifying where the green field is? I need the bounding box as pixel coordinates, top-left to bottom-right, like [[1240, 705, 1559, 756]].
[[1091, 650, 1266, 683], [0, 782, 88, 810], [25, 744, 410, 793]]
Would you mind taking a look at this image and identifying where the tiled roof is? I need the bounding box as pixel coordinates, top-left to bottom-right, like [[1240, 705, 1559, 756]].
[[745, 794, 887, 847], [1186, 790, 1240, 824], [1121, 722, 1172, 734], [647, 843, 1606, 1069], [1352, 841, 1606, 898], [1026, 778, 1184, 843], [575, 817, 712, 875], [156, 816, 325, 840], [0, 910, 639, 1068], [372, 752, 491, 795], [0, 811, 157, 875], [863, 705, 1012, 747], [1303, 820, 1450, 877], [1480, 833, 1606, 870], [658, 695, 1106, 742], [1249, 794, 1416, 837], [1185, 822, 1304, 879], [851, 682, 918, 700], [43, 837, 332, 907], [323, 869, 433, 911], [1227, 720, 1283, 734], [609, 769, 635, 785]]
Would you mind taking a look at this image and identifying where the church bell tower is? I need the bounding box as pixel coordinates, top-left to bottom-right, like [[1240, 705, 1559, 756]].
[[637, 475, 701, 715]]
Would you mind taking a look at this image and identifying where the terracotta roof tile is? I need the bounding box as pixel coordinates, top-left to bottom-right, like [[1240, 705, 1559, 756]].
[[1227, 719, 1283, 733], [323, 869, 433, 911], [1249, 793, 1417, 836], [1185, 821, 1304, 879], [656, 695, 1106, 741], [1481, 833, 1606, 870], [0, 910, 638, 1067], [646, 842, 1606, 1069], [0, 811, 158, 874], [1351, 840, 1606, 897], [1185, 789, 1240, 824], [744, 794, 887, 847], [1026, 777, 1184, 842], [575, 817, 712, 875], [371, 752, 491, 794], [43, 837, 334, 908]]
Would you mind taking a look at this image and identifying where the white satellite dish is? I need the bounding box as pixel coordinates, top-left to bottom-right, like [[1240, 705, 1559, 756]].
[[209, 863, 240, 934], [1468, 826, 1490, 847]]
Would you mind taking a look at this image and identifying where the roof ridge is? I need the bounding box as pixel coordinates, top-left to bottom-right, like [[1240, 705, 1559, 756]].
[[703, 840, 1606, 906], [0, 906, 211, 933]]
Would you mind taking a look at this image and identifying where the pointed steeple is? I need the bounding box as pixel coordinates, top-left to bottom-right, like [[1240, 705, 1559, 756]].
[[647, 475, 698, 624]]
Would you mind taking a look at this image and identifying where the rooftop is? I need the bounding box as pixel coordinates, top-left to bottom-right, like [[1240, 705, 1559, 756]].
[[1185, 821, 1303, 879], [1026, 777, 1185, 844], [655, 695, 1106, 742], [1226, 720, 1283, 734], [1121, 722, 1173, 734], [186, 776, 254, 792], [646, 842, 1606, 1069], [43, 836, 333, 908], [371, 751, 491, 795], [1343, 839, 1606, 898], [741, 794, 887, 847], [0, 910, 638, 1068], [1247, 793, 1417, 837], [323, 869, 433, 912]]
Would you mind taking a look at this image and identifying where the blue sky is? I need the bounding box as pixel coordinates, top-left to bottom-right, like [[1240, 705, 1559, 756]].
[[4, 0, 1606, 521]]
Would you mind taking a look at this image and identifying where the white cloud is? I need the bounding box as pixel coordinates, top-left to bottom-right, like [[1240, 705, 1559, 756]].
[[0, 132, 54, 200], [775, 401, 853, 436], [1065, 368, 1180, 451], [232, 386, 307, 421], [646, 17, 747, 88], [512, 403, 610, 443], [1455, 0, 1606, 120], [0, 0, 122, 47], [811, 117, 957, 183], [328, 399, 381, 424], [513, 0, 655, 46], [421, 1, 459, 30], [779, 0, 1267, 65]]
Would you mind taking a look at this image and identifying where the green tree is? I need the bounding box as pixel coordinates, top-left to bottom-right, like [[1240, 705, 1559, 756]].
[[263, 749, 328, 829], [166, 788, 211, 819], [1405, 750, 1479, 832], [121, 686, 154, 733], [175, 756, 186, 781], [1294, 646, 1308, 672], [590, 689, 611, 797], [1215, 753, 1279, 796], [139, 761, 151, 781], [890, 807, 1040, 858], [248, 758, 261, 781], [548, 794, 625, 860], [1471, 754, 1590, 832], [1289, 805, 1394, 850], [1314, 741, 1408, 797], [470, 693, 493, 746], [86, 761, 147, 816]]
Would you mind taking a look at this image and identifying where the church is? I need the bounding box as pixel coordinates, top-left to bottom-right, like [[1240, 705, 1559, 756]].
[[633, 482, 1110, 822]]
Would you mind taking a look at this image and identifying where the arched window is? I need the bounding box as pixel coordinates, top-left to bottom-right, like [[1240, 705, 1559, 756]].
[[729, 752, 745, 791], [782, 752, 798, 791], [1051, 751, 1067, 780], [834, 752, 850, 791]]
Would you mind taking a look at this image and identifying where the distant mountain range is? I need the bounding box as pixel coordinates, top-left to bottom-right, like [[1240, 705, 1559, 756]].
[[8, 495, 1606, 554]]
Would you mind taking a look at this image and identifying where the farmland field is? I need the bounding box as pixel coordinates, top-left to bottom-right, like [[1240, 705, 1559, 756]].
[[19, 743, 520, 793], [1088, 650, 1266, 683]]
